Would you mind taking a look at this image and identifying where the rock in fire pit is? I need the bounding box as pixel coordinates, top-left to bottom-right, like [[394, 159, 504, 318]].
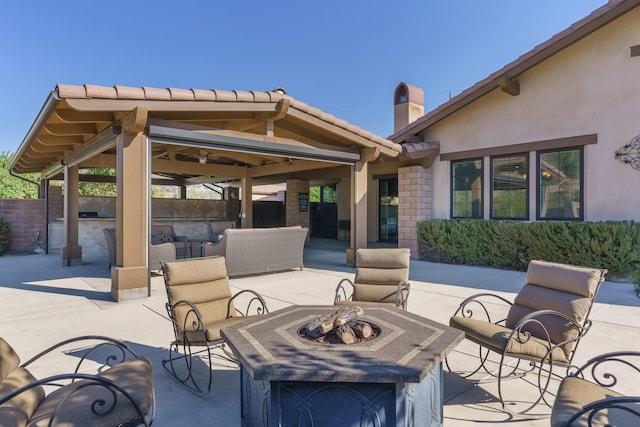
[[300, 306, 380, 344]]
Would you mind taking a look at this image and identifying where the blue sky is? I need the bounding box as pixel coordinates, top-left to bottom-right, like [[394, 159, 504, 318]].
[[0, 0, 607, 155]]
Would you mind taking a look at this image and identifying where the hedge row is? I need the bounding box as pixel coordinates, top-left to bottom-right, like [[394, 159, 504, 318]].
[[416, 219, 640, 281], [0, 218, 10, 255]]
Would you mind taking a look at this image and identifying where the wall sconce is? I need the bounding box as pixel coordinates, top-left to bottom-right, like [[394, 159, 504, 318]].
[[615, 134, 640, 170], [199, 149, 208, 165]]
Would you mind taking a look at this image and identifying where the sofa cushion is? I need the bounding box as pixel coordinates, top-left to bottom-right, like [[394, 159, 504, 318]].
[[28, 357, 153, 427], [0, 367, 45, 427]]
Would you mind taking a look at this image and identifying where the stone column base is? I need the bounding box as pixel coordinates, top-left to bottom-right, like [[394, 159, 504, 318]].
[[111, 266, 149, 301], [61, 245, 83, 266]]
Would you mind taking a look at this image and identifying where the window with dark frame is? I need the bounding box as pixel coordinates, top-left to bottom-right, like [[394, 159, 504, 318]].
[[491, 153, 529, 220], [537, 147, 583, 220], [451, 159, 483, 218]]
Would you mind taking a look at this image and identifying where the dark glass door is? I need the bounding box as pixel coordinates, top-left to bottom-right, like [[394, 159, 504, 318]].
[[379, 179, 398, 242], [310, 185, 338, 238]]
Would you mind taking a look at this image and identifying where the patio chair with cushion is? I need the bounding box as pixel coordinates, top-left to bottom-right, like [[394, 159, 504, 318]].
[[104, 227, 176, 272], [151, 224, 188, 258], [0, 335, 154, 427], [334, 248, 411, 310], [551, 351, 640, 427], [447, 260, 606, 419], [161, 256, 269, 394], [207, 220, 236, 244]]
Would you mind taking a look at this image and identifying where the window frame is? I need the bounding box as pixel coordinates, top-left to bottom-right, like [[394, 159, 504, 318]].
[[450, 158, 484, 219], [490, 153, 530, 220], [536, 146, 584, 221]]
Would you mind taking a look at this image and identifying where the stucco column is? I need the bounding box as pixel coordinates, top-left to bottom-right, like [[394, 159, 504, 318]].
[[111, 132, 150, 301], [241, 175, 253, 228], [347, 161, 368, 265], [398, 165, 432, 260], [61, 165, 82, 266]]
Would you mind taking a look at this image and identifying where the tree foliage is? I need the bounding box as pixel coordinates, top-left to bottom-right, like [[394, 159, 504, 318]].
[[0, 151, 39, 199], [78, 168, 117, 197]]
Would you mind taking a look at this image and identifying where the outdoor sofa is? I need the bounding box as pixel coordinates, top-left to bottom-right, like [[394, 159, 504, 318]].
[[202, 226, 308, 276]]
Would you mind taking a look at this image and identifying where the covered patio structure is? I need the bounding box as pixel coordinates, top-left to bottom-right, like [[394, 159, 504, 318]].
[[9, 84, 418, 300]]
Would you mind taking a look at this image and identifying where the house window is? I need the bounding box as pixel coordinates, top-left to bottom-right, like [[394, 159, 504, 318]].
[[537, 147, 583, 220], [451, 159, 483, 218], [491, 154, 529, 220]]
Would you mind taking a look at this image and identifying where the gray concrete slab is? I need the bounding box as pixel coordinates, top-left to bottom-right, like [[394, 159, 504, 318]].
[[1, 243, 638, 426]]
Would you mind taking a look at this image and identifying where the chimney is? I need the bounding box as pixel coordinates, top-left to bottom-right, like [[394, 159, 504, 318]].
[[394, 82, 424, 132]]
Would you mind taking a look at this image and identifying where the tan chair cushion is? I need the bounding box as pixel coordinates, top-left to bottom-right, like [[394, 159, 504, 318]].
[[356, 248, 410, 269], [355, 267, 408, 285], [450, 316, 568, 363], [164, 257, 236, 333], [353, 283, 400, 304], [525, 260, 602, 298], [0, 338, 21, 382], [551, 376, 638, 427], [0, 367, 45, 427], [28, 357, 153, 427], [505, 261, 604, 358]]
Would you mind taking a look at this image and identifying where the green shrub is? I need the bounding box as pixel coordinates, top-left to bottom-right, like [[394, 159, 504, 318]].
[[417, 219, 640, 280], [0, 218, 10, 255]]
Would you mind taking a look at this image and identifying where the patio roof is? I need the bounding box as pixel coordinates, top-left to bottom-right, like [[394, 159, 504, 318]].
[[10, 84, 402, 184]]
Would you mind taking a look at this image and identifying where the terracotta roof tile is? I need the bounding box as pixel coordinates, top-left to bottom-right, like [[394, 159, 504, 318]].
[[115, 85, 145, 99], [56, 84, 87, 99], [211, 89, 236, 102], [143, 86, 171, 100], [85, 84, 117, 99], [168, 87, 194, 101], [191, 88, 217, 101], [233, 90, 254, 103], [251, 91, 272, 103]]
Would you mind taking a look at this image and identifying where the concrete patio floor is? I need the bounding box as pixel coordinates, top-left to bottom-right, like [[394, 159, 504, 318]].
[[1, 239, 638, 426]]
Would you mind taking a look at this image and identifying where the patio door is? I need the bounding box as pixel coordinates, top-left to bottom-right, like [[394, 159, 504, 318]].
[[310, 185, 338, 238], [379, 178, 398, 242]]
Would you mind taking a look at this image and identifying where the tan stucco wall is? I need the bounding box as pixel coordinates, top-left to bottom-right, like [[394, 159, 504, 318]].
[[422, 7, 640, 221]]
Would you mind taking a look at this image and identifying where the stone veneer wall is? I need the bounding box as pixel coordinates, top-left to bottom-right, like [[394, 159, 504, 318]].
[[285, 179, 310, 230], [398, 166, 432, 260]]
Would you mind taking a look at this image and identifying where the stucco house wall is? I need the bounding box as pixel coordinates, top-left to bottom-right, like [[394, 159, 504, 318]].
[[420, 6, 640, 222]]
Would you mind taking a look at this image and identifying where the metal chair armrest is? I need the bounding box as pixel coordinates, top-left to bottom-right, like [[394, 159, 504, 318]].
[[20, 336, 139, 371], [395, 280, 410, 309], [228, 289, 269, 318], [334, 278, 355, 304], [452, 292, 514, 324]]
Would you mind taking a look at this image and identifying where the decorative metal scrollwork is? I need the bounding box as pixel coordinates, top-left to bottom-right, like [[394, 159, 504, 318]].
[[615, 134, 640, 170]]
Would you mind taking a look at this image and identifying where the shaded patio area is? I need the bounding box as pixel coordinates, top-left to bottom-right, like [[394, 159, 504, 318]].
[[0, 241, 638, 426]]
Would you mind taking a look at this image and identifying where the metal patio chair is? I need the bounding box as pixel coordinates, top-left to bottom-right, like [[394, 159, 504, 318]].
[[0, 335, 155, 426], [161, 256, 268, 394], [551, 351, 640, 426], [334, 248, 411, 310], [447, 260, 606, 419]]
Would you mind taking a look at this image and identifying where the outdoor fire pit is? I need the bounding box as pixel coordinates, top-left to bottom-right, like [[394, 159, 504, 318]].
[[298, 306, 381, 345], [221, 305, 464, 427]]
